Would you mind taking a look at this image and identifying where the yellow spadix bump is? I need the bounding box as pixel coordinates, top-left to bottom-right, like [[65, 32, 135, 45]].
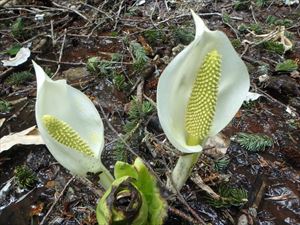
[[185, 49, 221, 146], [42, 115, 95, 157]]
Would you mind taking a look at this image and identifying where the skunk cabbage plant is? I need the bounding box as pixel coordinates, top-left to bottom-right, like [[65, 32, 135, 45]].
[[157, 11, 250, 191], [33, 61, 113, 189], [97, 158, 167, 225]]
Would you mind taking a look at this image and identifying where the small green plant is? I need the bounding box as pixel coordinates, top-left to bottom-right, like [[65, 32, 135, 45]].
[[113, 98, 153, 161], [173, 27, 195, 45], [86, 57, 115, 77], [222, 13, 232, 24], [260, 40, 285, 55], [124, 97, 153, 133], [130, 41, 149, 71], [0, 100, 11, 113], [234, 132, 273, 152], [231, 39, 242, 50], [14, 165, 37, 188], [207, 185, 248, 208], [11, 18, 24, 38], [6, 71, 34, 85], [275, 59, 298, 72], [214, 155, 230, 171]]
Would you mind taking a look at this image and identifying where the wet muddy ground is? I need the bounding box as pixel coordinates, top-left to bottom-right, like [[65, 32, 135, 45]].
[[0, 1, 300, 225]]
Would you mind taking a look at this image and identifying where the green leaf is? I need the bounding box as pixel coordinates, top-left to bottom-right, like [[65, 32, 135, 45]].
[[275, 59, 298, 72], [96, 158, 167, 225]]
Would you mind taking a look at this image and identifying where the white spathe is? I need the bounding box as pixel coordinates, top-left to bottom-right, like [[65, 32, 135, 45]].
[[157, 11, 250, 153], [33, 61, 106, 176]]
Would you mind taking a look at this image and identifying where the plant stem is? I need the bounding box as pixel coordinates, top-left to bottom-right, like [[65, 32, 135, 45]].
[[99, 168, 114, 190], [167, 152, 201, 192]]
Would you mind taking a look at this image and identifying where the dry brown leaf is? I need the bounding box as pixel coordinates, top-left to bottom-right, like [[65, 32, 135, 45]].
[[0, 126, 44, 152], [0, 118, 5, 128]]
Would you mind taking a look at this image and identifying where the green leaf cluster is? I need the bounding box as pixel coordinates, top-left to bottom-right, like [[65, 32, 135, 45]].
[[275, 59, 298, 72], [235, 132, 273, 152], [124, 97, 153, 133], [96, 158, 167, 225], [207, 185, 248, 208]]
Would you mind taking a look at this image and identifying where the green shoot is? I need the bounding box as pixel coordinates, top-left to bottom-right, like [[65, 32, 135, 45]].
[[0, 100, 11, 113], [14, 165, 37, 188], [275, 59, 298, 72], [130, 41, 149, 71], [234, 132, 273, 152], [11, 18, 24, 38], [207, 185, 248, 208], [6, 71, 34, 85]]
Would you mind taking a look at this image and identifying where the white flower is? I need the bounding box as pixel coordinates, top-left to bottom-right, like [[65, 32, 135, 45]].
[[157, 11, 250, 153], [33, 61, 113, 189]]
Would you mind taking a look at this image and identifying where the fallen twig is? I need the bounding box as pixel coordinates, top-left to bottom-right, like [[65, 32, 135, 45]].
[[52, 29, 67, 78], [169, 206, 202, 225], [40, 176, 75, 225]]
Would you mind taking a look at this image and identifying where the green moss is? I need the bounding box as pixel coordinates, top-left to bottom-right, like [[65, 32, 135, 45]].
[[15, 165, 37, 188], [143, 29, 164, 45], [231, 39, 242, 50], [260, 40, 285, 54], [6, 71, 33, 85], [173, 27, 195, 45], [11, 18, 24, 38]]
